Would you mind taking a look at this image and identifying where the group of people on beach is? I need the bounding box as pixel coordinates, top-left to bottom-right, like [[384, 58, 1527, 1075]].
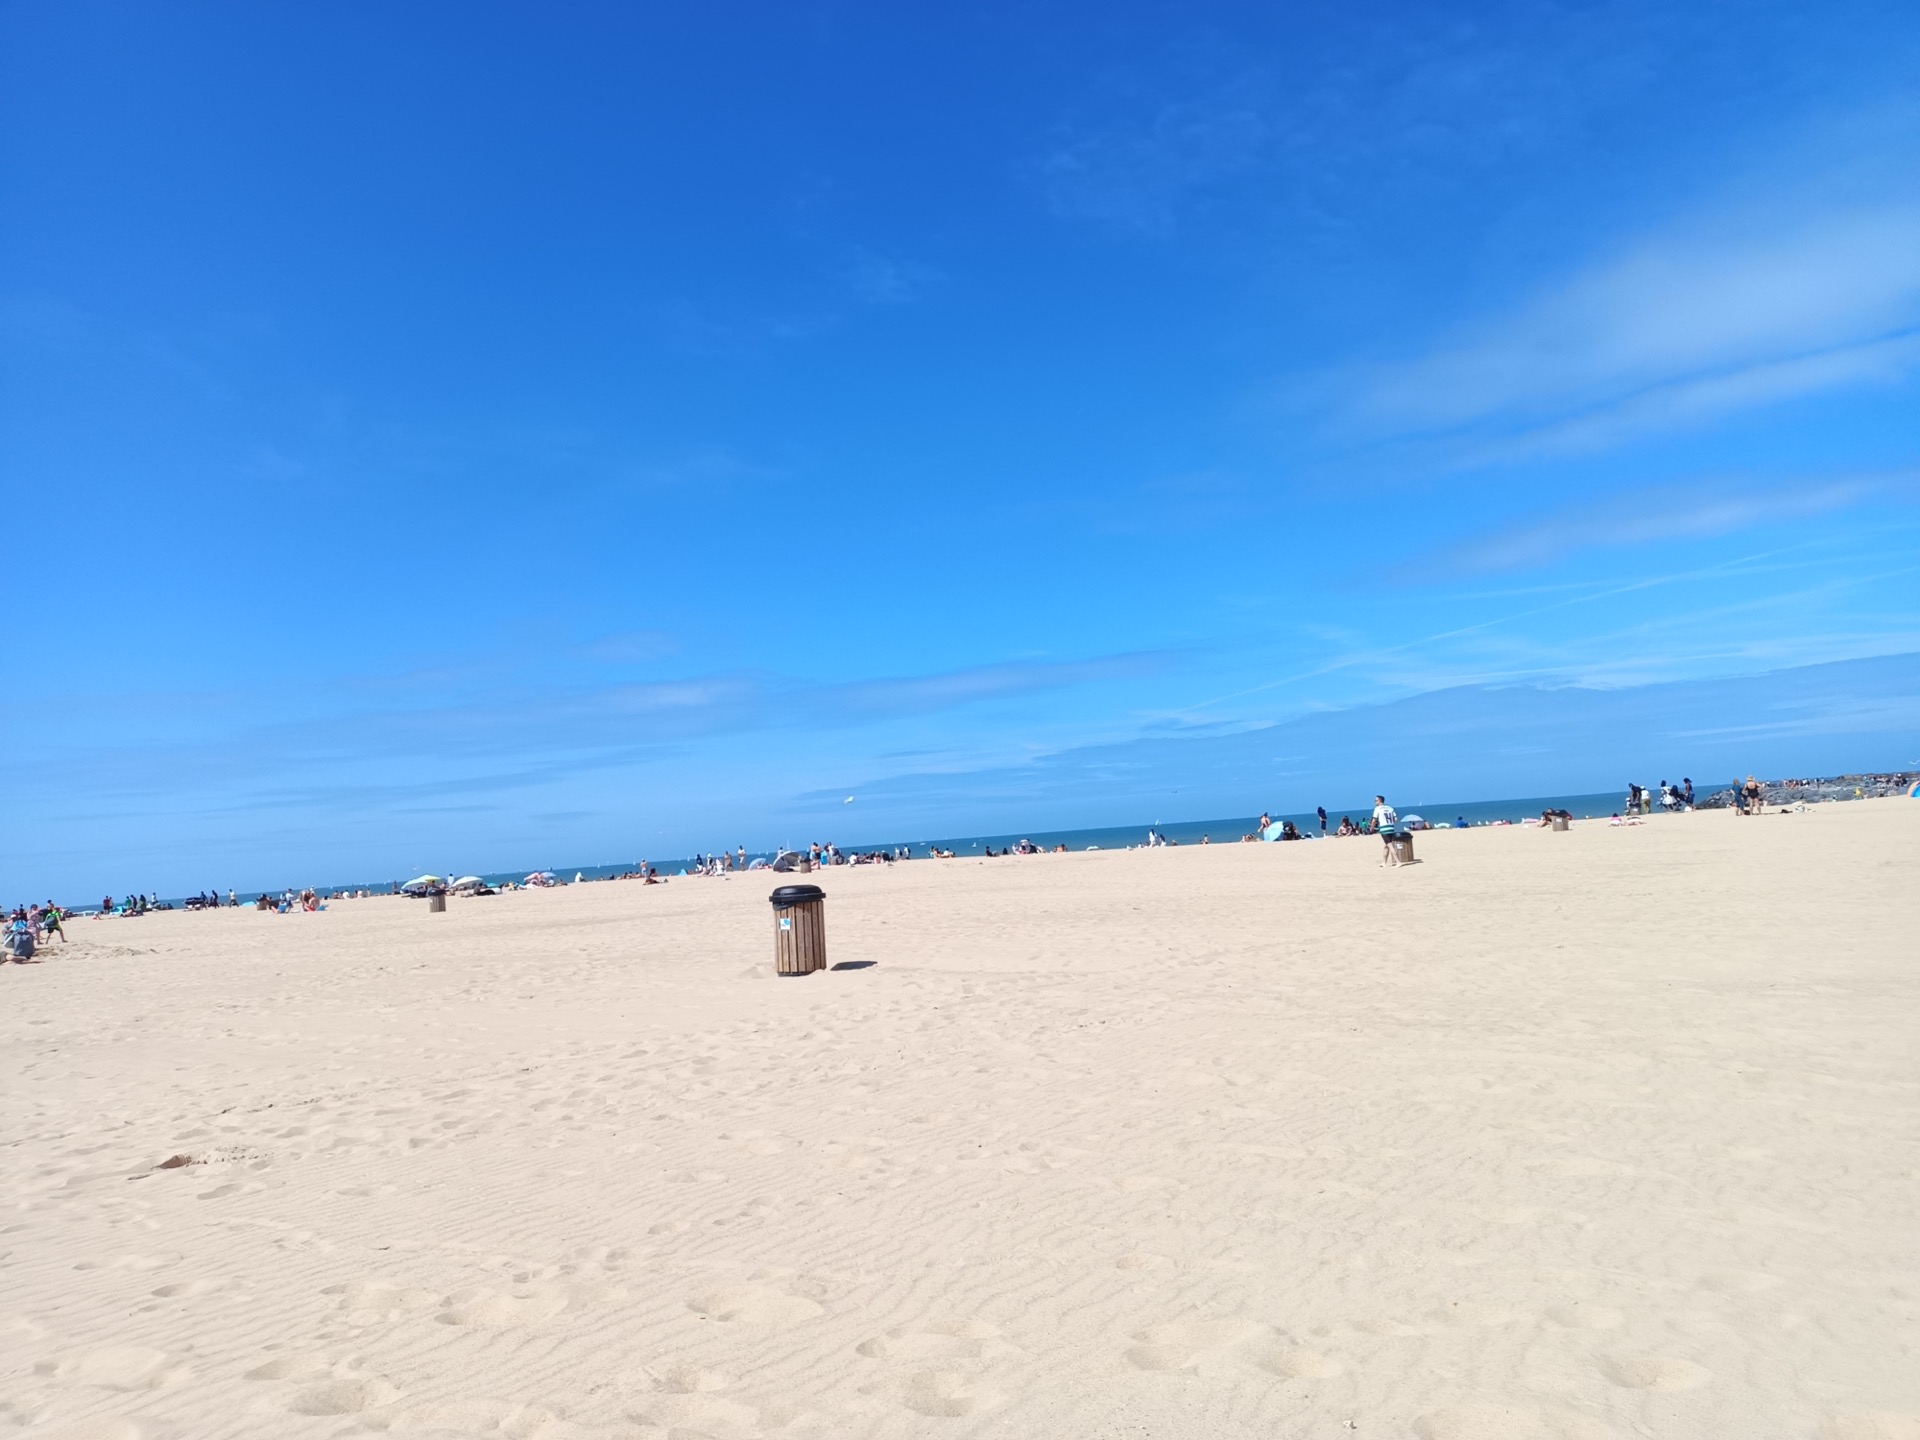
[[1623, 779, 1695, 815], [5, 903, 66, 962], [1243, 804, 1387, 841]]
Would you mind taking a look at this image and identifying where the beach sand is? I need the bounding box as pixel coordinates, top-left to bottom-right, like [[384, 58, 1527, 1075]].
[[4, 800, 1917, 1439]]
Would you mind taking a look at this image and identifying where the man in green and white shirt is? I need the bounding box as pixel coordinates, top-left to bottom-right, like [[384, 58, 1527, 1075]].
[[1372, 796, 1399, 845]]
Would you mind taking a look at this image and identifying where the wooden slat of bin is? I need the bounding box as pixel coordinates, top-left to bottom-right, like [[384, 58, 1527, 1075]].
[[774, 900, 827, 975]]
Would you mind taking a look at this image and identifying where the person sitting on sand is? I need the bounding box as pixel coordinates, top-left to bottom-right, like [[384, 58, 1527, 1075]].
[[4, 912, 37, 963]]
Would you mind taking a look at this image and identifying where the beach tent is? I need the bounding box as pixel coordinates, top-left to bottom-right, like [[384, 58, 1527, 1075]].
[[1909, 781, 1920, 797]]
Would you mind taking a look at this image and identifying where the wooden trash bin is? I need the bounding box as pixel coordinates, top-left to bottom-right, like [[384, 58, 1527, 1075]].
[[429, 892, 447, 913], [771, 884, 826, 975], [1550, 815, 1570, 832], [1386, 834, 1416, 865]]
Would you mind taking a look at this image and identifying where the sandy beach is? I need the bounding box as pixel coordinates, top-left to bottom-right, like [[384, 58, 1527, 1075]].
[[4, 801, 1916, 1440]]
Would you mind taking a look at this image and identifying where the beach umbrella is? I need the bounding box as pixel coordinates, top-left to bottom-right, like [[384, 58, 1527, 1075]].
[[449, 876, 485, 890], [1909, 781, 1919, 798], [403, 873, 443, 889]]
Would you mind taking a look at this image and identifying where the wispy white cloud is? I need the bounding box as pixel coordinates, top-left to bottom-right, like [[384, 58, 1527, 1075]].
[[842, 245, 943, 305], [1324, 198, 1920, 456], [1031, 10, 1684, 237], [1458, 331, 1920, 465], [1445, 470, 1920, 570]]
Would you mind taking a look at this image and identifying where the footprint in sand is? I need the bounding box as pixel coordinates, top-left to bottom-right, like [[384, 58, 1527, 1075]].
[[1599, 1354, 1711, 1391], [629, 1392, 761, 1436], [858, 1320, 1006, 1362], [1544, 1302, 1625, 1330], [898, 1369, 1002, 1418], [1255, 1346, 1344, 1379], [1114, 1174, 1181, 1193], [1412, 1405, 1617, 1439], [1697, 1269, 1784, 1295], [151, 1276, 233, 1299], [1820, 1416, 1920, 1440], [37, 1346, 190, 1391], [1125, 1318, 1265, 1371], [245, 1354, 336, 1382], [326, 1280, 442, 1321], [381, 1398, 566, 1434], [0, 1399, 48, 1429], [650, 1363, 730, 1393], [288, 1376, 401, 1415], [29, 1422, 146, 1440], [196, 1180, 267, 1201], [689, 1286, 823, 1324], [437, 1286, 571, 1327], [0, 1312, 46, 1340]]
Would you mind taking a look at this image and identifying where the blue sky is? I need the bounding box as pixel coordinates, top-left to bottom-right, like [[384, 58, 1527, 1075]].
[[4, 1, 1918, 895]]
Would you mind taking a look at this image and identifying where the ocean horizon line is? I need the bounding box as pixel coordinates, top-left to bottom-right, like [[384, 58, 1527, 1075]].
[[63, 784, 1742, 912]]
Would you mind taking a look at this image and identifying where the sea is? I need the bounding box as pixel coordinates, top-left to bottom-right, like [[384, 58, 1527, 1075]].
[[110, 785, 1721, 911]]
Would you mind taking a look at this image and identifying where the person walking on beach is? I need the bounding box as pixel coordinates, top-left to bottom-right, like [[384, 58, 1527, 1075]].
[[1317, 806, 1328, 836], [1372, 795, 1399, 854], [1743, 774, 1764, 815]]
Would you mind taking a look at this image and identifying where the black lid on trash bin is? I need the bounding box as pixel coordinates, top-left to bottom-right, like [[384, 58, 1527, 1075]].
[[769, 884, 825, 908]]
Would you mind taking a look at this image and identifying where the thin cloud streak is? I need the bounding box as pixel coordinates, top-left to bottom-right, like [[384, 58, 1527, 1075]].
[[1444, 469, 1920, 571], [1166, 541, 1850, 718]]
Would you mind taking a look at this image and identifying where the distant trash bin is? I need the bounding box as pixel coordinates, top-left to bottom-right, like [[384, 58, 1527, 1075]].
[[429, 893, 446, 913], [1550, 815, 1570, 832], [1386, 834, 1416, 865], [4, 928, 33, 962], [770, 884, 826, 975]]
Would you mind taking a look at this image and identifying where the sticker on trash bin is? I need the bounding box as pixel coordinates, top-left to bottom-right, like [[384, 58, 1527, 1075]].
[[780, 916, 793, 930]]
